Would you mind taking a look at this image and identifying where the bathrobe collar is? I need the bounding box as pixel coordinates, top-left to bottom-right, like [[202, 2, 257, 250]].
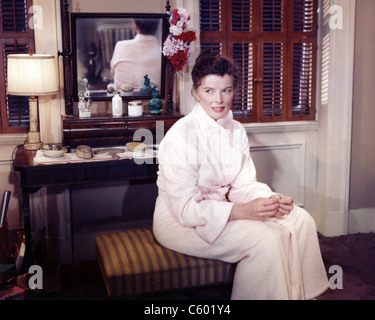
[[192, 103, 234, 129]]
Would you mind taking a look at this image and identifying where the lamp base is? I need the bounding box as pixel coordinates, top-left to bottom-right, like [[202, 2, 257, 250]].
[[24, 141, 42, 151], [24, 131, 42, 151]]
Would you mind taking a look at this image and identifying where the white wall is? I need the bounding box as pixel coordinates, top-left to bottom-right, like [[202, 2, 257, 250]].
[[314, 0, 355, 236], [348, 0, 375, 233]]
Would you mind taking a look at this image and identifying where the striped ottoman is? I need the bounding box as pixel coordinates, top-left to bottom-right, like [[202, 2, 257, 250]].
[[95, 228, 235, 297]]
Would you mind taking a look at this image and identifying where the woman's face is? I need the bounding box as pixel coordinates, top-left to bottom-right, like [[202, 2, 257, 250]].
[[193, 74, 234, 121]]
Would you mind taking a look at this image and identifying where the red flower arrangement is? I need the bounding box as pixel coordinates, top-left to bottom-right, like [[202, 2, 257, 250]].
[[162, 8, 197, 73]]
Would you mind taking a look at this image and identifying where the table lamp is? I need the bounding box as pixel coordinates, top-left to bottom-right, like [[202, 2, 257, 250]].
[[7, 54, 59, 151]]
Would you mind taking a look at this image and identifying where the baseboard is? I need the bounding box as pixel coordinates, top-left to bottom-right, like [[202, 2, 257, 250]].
[[320, 211, 349, 237], [348, 207, 375, 234]]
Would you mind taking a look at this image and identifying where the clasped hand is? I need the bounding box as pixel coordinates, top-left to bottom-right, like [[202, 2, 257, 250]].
[[230, 194, 294, 221]]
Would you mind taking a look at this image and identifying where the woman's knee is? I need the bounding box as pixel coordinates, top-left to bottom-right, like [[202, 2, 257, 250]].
[[236, 221, 286, 253], [292, 206, 317, 231]]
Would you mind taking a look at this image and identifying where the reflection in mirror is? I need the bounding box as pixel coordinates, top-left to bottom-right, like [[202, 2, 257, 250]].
[[72, 13, 166, 101]]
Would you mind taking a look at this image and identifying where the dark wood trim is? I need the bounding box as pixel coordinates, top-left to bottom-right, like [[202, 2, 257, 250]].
[[62, 111, 183, 148], [59, 1, 172, 109], [58, 0, 73, 115]]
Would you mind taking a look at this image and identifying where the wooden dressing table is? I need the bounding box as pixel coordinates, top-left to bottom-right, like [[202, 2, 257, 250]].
[[13, 112, 182, 269]]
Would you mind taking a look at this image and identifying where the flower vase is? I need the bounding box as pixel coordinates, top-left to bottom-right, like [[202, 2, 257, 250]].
[[148, 87, 162, 115]]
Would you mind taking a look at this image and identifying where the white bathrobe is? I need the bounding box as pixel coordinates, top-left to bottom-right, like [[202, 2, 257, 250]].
[[111, 34, 161, 90], [153, 103, 329, 300]]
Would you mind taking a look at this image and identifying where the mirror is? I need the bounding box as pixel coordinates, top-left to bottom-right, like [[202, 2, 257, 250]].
[[71, 13, 167, 102]]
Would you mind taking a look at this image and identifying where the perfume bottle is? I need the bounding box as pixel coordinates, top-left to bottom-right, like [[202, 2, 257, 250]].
[[112, 91, 122, 117]]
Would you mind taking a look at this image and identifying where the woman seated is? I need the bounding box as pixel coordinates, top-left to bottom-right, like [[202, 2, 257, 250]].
[[153, 51, 329, 300]]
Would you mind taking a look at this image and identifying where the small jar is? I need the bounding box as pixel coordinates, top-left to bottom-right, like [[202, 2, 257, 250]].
[[128, 100, 143, 117]]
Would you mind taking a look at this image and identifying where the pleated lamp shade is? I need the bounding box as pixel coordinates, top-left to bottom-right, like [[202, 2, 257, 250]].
[[7, 54, 59, 96]]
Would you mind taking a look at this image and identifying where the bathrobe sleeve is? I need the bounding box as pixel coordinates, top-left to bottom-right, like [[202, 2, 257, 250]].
[[227, 125, 276, 203], [157, 125, 234, 244]]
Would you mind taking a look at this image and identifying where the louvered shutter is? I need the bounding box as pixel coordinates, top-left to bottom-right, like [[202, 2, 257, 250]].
[[2, 42, 32, 127], [200, 0, 221, 32], [0, 0, 34, 133], [293, 0, 314, 32], [231, 1, 254, 119], [199, 0, 226, 55], [232, 42, 254, 119], [199, 0, 317, 123], [232, 0, 253, 32], [261, 41, 284, 119], [291, 41, 315, 118], [1, 0, 29, 32], [262, 0, 283, 32], [258, 0, 286, 121], [200, 0, 256, 122], [289, 0, 316, 120]]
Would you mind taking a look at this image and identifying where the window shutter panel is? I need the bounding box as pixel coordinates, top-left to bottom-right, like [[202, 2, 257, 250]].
[[2, 42, 31, 128], [289, 0, 317, 120], [199, 0, 317, 123], [293, 0, 315, 32], [261, 41, 284, 119], [232, 42, 254, 120], [0, 0, 33, 133], [262, 0, 283, 32], [291, 41, 315, 118], [200, 43, 222, 55], [200, 0, 221, 32], [0, 0, 29, 32], [232, 0, 253, 32], [199, 0, 225, 55]]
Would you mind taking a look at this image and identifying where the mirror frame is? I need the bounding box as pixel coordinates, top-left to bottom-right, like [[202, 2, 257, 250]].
[[59, 0, 173, 115], [71, 12, 167, 103]]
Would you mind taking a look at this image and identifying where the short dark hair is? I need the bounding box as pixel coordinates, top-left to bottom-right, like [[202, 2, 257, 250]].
[[191, 51, 240, 90], [134, 19, 159, 35]]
